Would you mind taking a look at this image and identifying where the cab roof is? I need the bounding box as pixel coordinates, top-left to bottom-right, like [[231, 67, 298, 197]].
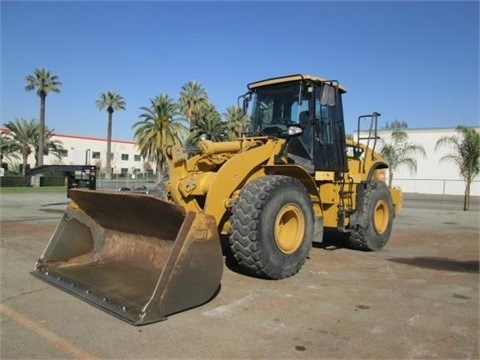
[[247, 74, 347, 93]]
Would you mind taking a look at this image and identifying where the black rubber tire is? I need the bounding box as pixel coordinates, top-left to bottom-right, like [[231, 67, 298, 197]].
[[229, 175, 313, 279], [347, 181, 394, 251]]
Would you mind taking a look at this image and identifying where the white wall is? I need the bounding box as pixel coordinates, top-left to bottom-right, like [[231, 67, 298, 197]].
[[359, 127, 480, 196], [31, 133, 151, 176], [3, 126, 479, 195]]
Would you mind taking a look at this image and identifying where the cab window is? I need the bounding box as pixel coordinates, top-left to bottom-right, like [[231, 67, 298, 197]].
[[315, 86, 334, 144]]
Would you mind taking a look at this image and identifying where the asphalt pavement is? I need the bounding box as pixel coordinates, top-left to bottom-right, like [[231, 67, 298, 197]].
[[0, 191, 478, 359]]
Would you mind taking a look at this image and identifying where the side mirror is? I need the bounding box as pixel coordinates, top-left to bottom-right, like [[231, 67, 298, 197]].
[[238, 92, 252, 116], [320, 84, 336, 106]]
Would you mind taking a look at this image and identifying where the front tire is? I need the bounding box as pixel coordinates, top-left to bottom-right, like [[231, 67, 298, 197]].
[[347, 181, 394, 251], [229, 175, 313, 279]]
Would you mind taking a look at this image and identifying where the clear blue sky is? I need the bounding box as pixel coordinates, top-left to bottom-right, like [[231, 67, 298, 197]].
[[1, 1, 479, 141]]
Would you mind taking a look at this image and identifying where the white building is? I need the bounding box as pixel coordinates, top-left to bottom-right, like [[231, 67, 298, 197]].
[[359, 127, 480, 196], [51, 133, 150, 176], [1, 130, 152, 177], [2, 126, 479, 195]]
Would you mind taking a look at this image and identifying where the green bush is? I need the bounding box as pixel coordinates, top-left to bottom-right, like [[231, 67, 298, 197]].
[[0, 175, 65, 187], [0, 175, 30, 187], [40, 176, 65, 187]]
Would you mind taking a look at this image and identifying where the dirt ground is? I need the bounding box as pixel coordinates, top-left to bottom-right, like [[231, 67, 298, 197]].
[[0, 193, 479, 359]]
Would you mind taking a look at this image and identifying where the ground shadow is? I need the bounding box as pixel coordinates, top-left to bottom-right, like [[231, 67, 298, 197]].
[[312, 228, 349, 251], [220, 235, 257, 277], [39, 202, 69, 214], [41, 202, 69, 207], [387, 257, 479, 274]]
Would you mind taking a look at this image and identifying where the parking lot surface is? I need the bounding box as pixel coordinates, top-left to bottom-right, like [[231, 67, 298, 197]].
[[1, 192, 479, 359]]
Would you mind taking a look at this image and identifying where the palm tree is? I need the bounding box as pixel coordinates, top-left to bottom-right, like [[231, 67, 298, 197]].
[[379, 129, 426, 188], [25, 68, 62, 168], [3, 118, 37, 174], [3, 118, 66, 173], [435, 126, 480, 211], [96, 91, 126, 179], [179, 81, 209, 129], [0, 131, 20, 167], [187, 103, 227, 145], [132, 94, 188, 183], [223, 105, 248, 140], [32, 127, 65, 167]]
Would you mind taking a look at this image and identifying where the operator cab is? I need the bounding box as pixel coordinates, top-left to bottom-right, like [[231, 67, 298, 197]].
[[244, 74, 348, 175]]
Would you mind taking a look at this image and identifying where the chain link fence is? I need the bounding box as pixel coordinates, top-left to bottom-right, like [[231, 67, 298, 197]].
[[391, 178, 480, 197]]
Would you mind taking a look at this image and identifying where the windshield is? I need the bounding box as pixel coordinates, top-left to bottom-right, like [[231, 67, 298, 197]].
[[248, 82, 310, 135]]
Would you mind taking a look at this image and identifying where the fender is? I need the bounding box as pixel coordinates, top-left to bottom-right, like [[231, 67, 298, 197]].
[[203, 140, 280, 225], [367, 161, 388, 181]]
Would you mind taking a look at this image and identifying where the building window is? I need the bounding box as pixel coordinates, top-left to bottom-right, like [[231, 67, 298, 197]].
[[92, 151, 101, 159], [120, 168, 129, 174], [134, 155, 141, 161], [121, 154, 129, 161]]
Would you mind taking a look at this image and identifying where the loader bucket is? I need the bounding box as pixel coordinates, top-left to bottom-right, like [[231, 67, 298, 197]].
[[32, 189, 223, 325]]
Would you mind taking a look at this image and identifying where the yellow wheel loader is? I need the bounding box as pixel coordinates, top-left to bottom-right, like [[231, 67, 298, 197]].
[[33, 74, 402, 325]]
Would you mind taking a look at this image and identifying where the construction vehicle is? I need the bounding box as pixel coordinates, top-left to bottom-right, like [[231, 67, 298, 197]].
[[33, 74, 402, 325]]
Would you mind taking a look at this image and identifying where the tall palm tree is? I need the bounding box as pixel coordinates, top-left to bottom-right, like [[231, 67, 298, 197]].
[[96, 91, 126, 179], [25, 68, 62, 167], [187, 103, 227, 145], [379, 129, 426, 188], [179, 81, 209, 129], [132, 94, 188, 183], [4, 118, 37, 174], [435, 126, 480, 211], [223, 105, 248, 140]]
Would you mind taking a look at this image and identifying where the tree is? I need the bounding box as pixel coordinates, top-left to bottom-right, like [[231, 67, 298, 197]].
[[0, 131, 20, 166], [435, 126, 480, 211], [25, 68, 62, 167], [179, 81, 209, 129], [384, 119, 408, 130], [187, 103, 227, 145], [32, 127, 65, 167], [379, 129, 426, 188], [96, 91, 126, 179], [3, 118, 37, 174], [3, 118, 66, 173], [224, 105, 248, 140], [132, 94, 188, 183]]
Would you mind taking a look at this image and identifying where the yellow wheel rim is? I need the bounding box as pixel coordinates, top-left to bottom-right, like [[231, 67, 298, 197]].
[[274, 204, 305, 254], [373, 199, 389, 234]]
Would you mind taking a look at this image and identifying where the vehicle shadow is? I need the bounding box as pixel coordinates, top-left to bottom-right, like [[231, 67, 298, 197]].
[[39, 202, 69, 214], [387, 257, 479, 274], [313, 228, 349, 251], [219, 235, 254, 277]]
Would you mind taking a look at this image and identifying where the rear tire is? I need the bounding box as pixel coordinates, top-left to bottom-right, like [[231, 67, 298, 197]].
[[229, 175, 313, 279], [347, 181, 394, 251]]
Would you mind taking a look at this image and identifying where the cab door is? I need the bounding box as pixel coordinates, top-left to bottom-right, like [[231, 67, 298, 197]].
[[313, 83, 348, 175]]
